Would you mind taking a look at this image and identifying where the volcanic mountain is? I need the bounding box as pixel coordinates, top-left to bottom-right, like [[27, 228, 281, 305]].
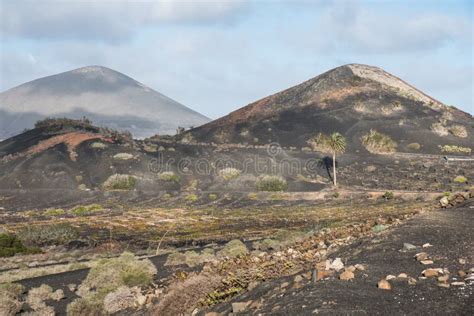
[[188, 64, 473, 154], [0, 66, 210, 139]]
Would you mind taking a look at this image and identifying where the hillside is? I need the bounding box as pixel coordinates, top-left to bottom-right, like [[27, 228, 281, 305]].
[[0, 66, 210, 139], [188, 64, 473, 155]]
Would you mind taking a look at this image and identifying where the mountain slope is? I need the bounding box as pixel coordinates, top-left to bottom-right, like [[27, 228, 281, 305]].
[[188, 64, 473, 155], [0, 66, 210, 139]]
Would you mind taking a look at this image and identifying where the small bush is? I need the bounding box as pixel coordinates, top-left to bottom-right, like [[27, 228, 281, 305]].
[[256, 175, 288, 192], [449, 125, 468, 138], [78, 252, 156, 299], [333, 192, 340, 198], [0, 283, 24, 315], [67, 296, 105, 316], [113, 153, 134, 160], [439, 145, 471, 154], [382, 191, 394, 200], [71, 204, 103, 216], [453, 176, 467, 183], [158, 171, 180, 183], [17, 223, 78, 246], [218, 168, 241, 181], [361, 129, 397, 154], [406, 143, 421, 151], [217, 239, 249, 258], [0, 233, 28, 257], [307, 133, 331, 153], [103, 174, 136, 190], [44, 208, 66, 216], [208, 194, 218, 201], [185, 194, 198, 202]]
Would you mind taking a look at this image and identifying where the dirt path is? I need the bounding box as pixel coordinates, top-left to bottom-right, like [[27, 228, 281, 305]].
[[211, 201, 474, 315]]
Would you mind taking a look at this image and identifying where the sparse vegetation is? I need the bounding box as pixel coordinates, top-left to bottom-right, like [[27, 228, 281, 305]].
[[90, 142, 107, 149], [256, 175, 288, 192], [307, 132, 332, 152], [77, 252, 156, 305], [0, 233, 38, 257], [17, 223, 78, 246], [406, 142, 421, 151], [382, 191, 394, 200], [439, 145, 471, 154], [453, 176, 467, 183], [158, 171, 180, 183], [209, 194, 218, 201], [361, 129, 397, 154], [71, 204, 103, 216], [449, 125, 468, 138], [185, 194, 198, 202], [218, 167, 241, 181], [217, 239, 248, 258], [102, 174, 136, 190], [431, 122, 449, 136], [0, 283, 24, 315], [35, 117, 93, 131]]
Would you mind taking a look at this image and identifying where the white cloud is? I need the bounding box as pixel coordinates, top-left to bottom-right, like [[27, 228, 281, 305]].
[[0, 0, 248, 42]]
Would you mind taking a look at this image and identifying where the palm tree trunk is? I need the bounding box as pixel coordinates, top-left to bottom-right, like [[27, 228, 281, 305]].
[[333, 152, 337, 186]]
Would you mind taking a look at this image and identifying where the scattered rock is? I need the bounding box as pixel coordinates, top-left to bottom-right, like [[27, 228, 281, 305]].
[[439, 196, 449, 207], [408, 277, 417, 285], [67, 284, 77, 292], [377, 279, 391, 290], [415, 252, 429, 261], [397, 273, 408, 279], [280, 282, 289, 288], [248, 281, 260, 291], [403, 243, 417, 251], [339, 271, 355, 281], [345, 265, 356, 272], [422, 268, 441, 277], [294, 275, 304, 283], [422, 243, 433, 248], [420, 260, 434, 265], [326, 258, 344, 272], [354, 264, 365, 271], [438, 283, 450, 288], [385, 275, 396, 281], [232, 302, 250, 313], [458, 258, 466, 265], [451, 282, 466, 286], [51, 289, 65, 301], [438, 275, 449, 282]]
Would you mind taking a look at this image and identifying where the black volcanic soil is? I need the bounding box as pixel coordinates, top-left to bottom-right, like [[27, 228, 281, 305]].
[[209, 201, 474, 315]]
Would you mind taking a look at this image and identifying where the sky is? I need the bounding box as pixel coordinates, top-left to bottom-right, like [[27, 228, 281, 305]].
[[0, 0, 473, 118]]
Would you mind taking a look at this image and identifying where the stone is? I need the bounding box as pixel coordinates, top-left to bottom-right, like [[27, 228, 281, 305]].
[[458, 258, 466, 265], [317, 270, 333, 280], [378, 279, 391, 290], [439, 196, 449, 207], [420, 260, 434, 265], [385, 275, 397, 281], [232, 302, 250, 313], [326, 258, 344, 271], [345, 265, 356, 272], [339, 271, 355, 281], [294, 275, 304, 283], [437, 283, 450, 288], [415, 252, 429, 261], [136, 294, 146, 306], [451, 282, 466, 286], [248, 281, 259, 291], [438, 275, 449, 282], [422, 269, 441, 277], [408, 277, 417, 285], [354, 264, 365, 271], [280, 282, 289, 288], [397, 273, 408, 279], [403, 243, 417, 251], [422, 243, 433, 248]]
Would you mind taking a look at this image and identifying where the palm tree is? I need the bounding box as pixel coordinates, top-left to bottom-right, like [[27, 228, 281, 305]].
[[327, 132, 346, 186]]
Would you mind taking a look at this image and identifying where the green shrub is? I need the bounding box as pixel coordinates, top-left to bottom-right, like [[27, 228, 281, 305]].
[[453, 176, 467, 183], [218, 168, 241, 181], [185, 194, 198, 202], [158, 171, 180, 183], [102, 174, 136, 190], [217, 240, 249, 258], [17, 223, 78, 246], [0, 233, 28, 257], [70, 204, 103, 216], [78, 252, 156, 299], [406, 143, 421, 151], [256, 175, 288, 192], [208, 194, 218, 201], [361, 129, 397, 154], [439, 145, 471, 154], [44, 208, 66, 216], [382, 191, 394, 200]]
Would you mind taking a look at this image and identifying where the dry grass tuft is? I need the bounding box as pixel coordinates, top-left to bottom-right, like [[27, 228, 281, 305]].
[[449, 125, 467, 138], [361, 129, 397, 154]]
